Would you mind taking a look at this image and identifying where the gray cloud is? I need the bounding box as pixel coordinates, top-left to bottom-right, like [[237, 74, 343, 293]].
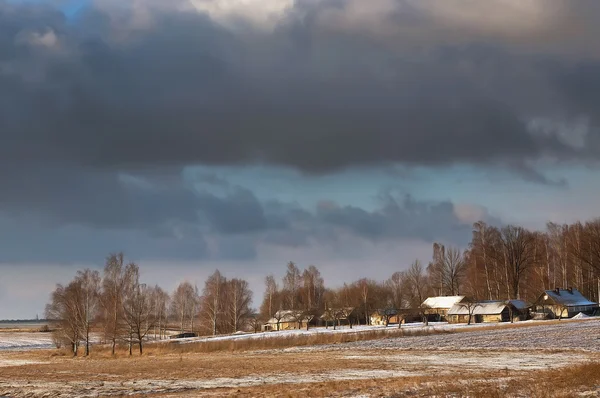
[[0, 0, 597, 264], [1, 0, 599, 182], [315, 194, 501, 245]]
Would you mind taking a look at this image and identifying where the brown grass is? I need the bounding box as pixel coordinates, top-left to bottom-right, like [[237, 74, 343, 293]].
[[147, 326, 455, 355]]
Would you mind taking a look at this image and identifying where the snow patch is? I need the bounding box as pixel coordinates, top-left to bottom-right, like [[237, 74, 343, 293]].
[[0, 333, 53, 351]]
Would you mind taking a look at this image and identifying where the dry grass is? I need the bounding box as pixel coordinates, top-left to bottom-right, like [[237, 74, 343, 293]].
[[149, 326, 455, 355], [2, 320, 600, 397], [137, 362, 600, 398], [2, 345, 599, 397], [43, 326, 455, 358]]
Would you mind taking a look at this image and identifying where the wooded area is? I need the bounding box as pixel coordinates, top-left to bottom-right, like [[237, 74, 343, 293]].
[[46, 218, 600, 355]]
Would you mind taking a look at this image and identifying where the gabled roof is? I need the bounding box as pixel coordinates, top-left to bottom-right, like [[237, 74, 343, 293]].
[[421, 296, 465, 309], [448, 300, 529, 316], [448, 301, 506, 316], [539, 288, 598, 307], [265, 310, 314, 324], [508, 300, 530, 310]]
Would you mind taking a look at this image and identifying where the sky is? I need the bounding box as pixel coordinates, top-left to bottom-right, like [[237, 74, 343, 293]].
[[1, 0, 600, 319]]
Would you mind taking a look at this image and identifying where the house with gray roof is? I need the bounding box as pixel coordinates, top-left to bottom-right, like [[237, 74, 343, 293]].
[[533, 288, 598, 319], [447, 300, 530, 324]]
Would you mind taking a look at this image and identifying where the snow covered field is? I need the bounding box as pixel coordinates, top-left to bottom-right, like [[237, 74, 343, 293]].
[[0, 318, 599, 397], [0, 333, 53, 351], [281, 318, 600, 353], [163, 317, 600, 352]]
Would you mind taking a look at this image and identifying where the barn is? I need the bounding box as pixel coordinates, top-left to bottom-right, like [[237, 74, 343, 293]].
[[532, 288, 599, 319], [421, 296, 465, 321], [447, 300, 529, 324], [262, 310, 315, 331]]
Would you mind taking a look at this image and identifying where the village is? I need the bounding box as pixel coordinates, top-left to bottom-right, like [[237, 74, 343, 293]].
[[257, 287, 599, 333]]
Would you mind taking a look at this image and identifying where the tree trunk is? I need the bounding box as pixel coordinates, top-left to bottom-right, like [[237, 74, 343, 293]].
[[128, 330, 133, 356]]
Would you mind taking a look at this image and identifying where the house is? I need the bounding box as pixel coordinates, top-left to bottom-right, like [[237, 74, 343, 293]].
[[447, 300, 530, 324], [320, 307, 356, 328], [370, 308, 424, 325], [421, 296, 465, 321], [262, 310, 315, 331], [370, 308, 400, 326], [532, 288, 599, 319]]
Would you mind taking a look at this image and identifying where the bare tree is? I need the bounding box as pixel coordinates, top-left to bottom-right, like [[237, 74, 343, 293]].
[[302, 265, 324, 312], [407, 260, 429, 325], [500, 225, 536, 299], [46, 282, 82, 356], [441, 247, 467, 295], [151, 286, 169, 340], [122, 264, 155, 355], [171, 281, 198, 333], [387, 271, 406, 310], [358, 278, 371, 325], [262, 275, 279, 320], [201, 270, 225, 336], [283, 262, 301, 310], [472, 221, 493, 300], [101, 253, 128, 355], [73, 269, 101, 356], [227, 278, 253, 332]]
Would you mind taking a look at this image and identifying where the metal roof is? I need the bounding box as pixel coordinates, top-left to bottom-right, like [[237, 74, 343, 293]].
[[541, 288, 598, 307]]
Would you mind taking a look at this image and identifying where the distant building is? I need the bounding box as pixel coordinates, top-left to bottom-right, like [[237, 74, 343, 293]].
[[447, 300, 530, 324], [320, 307, 356, 328], [370, 308, 399, 326], [370, 308, 423, 325], [532, 288, 599, 319], [262, 310, 314, 331], [421, 296, 466, 321]]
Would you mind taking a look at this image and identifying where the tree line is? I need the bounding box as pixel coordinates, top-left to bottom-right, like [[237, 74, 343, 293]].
[[46, 253, 253, 356], [46, 219, 600, 355]]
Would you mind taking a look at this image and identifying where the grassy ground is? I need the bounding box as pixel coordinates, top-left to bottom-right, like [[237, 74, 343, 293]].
[[1, 319, 599, 397]]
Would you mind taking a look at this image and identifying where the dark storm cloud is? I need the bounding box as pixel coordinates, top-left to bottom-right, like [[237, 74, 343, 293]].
[[0, 0, 598, 256], [2, 0, 599, 181]]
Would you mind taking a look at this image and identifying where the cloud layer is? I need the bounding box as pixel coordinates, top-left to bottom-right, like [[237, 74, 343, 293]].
[[0, 0, 598, 267]]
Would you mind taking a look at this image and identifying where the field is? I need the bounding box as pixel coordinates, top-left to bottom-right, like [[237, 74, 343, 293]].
[[0, 319, 599, 397]]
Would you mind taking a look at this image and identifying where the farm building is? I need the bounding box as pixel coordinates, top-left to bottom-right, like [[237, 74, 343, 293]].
[[370, 308, 423, 325], [532, 288, 599, 319], [320, 307, 357, 328], [370, 308, 400, 326], [447, 300, 530, 324], [262, 310, 315, 331], [421, 296, 465, 321]]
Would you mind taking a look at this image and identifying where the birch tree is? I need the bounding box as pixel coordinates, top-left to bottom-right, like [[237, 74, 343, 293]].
[[227, 278, 253, 332], [73, 269, 101, 356], [202, 270, 225, 336], [283, 262, 301, 310], [101, 252, 128, 355]]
